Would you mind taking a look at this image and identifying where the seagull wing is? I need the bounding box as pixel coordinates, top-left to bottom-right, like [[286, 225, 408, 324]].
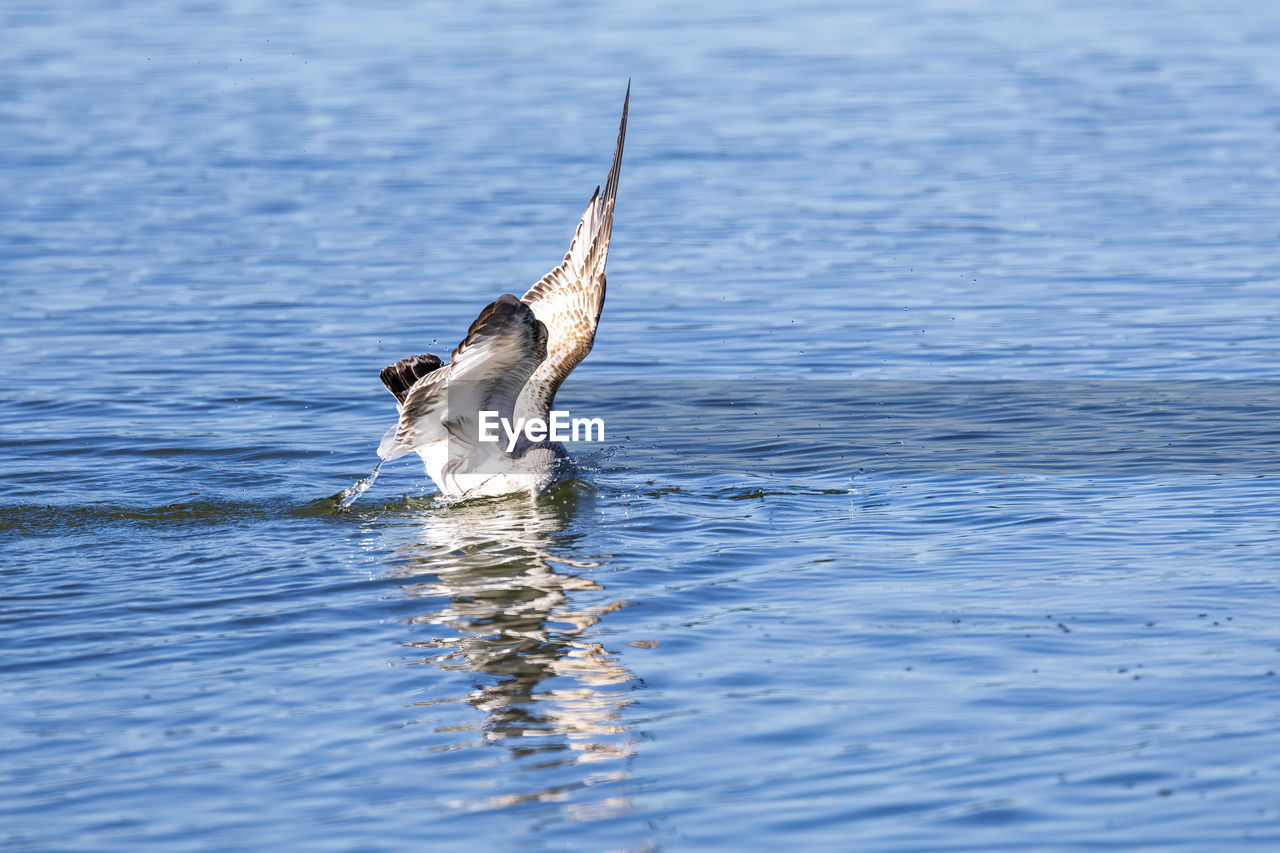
[[515, 83, 628, 422]]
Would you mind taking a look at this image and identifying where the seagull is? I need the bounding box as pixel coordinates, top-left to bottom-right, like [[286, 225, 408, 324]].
[[365, 85, 629, 500]]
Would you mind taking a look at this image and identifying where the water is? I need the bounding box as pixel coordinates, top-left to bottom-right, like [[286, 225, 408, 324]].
[[4, 0, 1280, 849]]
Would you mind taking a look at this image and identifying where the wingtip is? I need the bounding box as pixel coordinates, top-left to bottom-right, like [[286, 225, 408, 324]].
[[604, 83, 627, 202]]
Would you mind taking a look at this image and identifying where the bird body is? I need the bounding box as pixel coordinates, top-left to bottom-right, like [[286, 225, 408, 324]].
[[374, 87, 629, 498]]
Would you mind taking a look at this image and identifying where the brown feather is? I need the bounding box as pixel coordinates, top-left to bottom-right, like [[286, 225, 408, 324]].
[[516, 84, 628, 420], [379, 353, 443, 404]]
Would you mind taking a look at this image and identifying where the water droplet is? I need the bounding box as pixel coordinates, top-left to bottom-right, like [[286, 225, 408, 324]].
[[338, 460, 383, 509]]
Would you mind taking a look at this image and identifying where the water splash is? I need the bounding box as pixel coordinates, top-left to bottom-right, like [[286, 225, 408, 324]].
[[337, 460, 383, 510]]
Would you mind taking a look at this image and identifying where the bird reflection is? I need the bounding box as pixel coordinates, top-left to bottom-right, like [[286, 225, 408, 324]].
[[385, 486, 638, 778]]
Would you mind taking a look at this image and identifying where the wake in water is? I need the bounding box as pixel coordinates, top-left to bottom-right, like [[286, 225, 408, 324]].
[[337, 461, 383, 510], [333, 451, 604, 512]]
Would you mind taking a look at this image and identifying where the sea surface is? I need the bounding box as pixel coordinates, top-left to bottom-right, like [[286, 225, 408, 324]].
[[4, 1, 1280, 850]]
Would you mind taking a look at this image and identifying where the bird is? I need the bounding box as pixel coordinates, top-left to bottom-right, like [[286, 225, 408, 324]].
[[369, 85, 628, 499]]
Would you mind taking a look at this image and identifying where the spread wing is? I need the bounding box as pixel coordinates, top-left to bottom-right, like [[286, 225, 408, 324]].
[[378, 294, 547, 464], [515, 83, 628, 422]]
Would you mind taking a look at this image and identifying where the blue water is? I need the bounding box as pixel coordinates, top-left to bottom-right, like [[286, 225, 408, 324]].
[[5, 1, 1280, 849]]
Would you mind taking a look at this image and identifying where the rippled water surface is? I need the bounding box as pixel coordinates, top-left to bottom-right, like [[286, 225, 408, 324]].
[[5, 1, 1280, 849]]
